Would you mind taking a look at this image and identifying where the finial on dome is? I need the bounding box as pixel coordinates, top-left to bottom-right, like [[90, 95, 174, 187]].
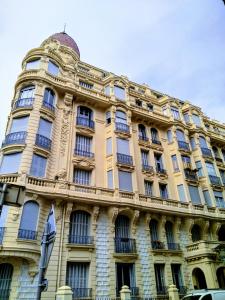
[[63, 23, 67, 33]]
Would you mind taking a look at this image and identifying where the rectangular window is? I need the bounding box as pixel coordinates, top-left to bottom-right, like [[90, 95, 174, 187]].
[[66, 262, 89, 295], [107, 170, 113, 189], [106, 111, 111, 124], [145, 181, 153, 196], [141, 150, 149, 166], [10, 116, 29, 133], [154, 153, 164, 171], [171, 107, 180, 120], [26, 59, 40, 70], [38, 118, 52, 138], [205, 162, 216, 176], [147, 103, 153, 111], [171, 155, 179, 172], [106, 138, 112, 155], [190, 137, 196, 150], [192, 114, 201, 127], [159, 184, 168, 199], [30, 154, 47, 177], [188, 185, 201, 205], [203, 190, 212, 207], [117, 138, 129, 155], [162, 106, 168, 116], [75, 135, 92, 156], [171, 264, 183, 290], [183, 113, 190, 124], [167, 130, 173, 143], [118, 171, 132, 192], [214, 191, 225, 208], [177, 184, 186, 202], [114, 86, 125, 100], [220, 169, 225, 185], [154, 264, 165, 294], [74, 169, 91, 185], [0, 152, 22, 174], [104, 85, 110, 96], [195, 161, 203, 177], [48, 61, 59, 76], [79, 81, 93, 89]]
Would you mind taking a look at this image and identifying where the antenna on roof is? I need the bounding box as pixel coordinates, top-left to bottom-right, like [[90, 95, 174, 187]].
[[63, 23, 67, 33]]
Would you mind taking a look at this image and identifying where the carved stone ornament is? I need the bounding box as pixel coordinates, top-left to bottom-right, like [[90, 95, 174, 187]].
[[73, 156, 95, 169], [11, 207, 20, 222], [108, 207, 119, 233], [66, 202, 74, 221], [60, 109, 70, 156], [202, 220, 210, 240], [131, 210, 140, 234], [92, 206, 100, 231], [145, 213, 151, 231], [55, 168, 67, 180], [64, 93, 73, 106]]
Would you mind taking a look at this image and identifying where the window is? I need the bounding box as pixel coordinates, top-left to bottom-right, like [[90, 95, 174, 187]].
[[18, 201, 39, 240], [176, 129, 185, 141], [141, 150, 149, 166], [19, 85, 35, 99], [154, 153, 164, 171], [117, 138, 129, 155], [138, 124, 147, 140], [203, 190, 212, 207], [205, 162, 216, 176], [26, 59, 40, 70], [74, 169, 91, 185], [199, 136, 207, 148], [0, 152, 22, 174], [43, 88, 55, 108], [191, 224, 201, 242], [30, 154, 47, 177], [79, 81, 93, 89], [114, 86, 125, 100], [147, 103, 153, 111], [171, 264, 183, 290], [162, 106, 168, 116], [212, 146, 219, 158], [104, 85, 110, 96], [75, 135, 92, 157], [190, 137, 196, 150], [107, 170, 113, 189], [118, 171, 132, 192], [10, 116, 29, 133], [192, 114, 201, 127], [106, 138, 112, 155], [106, 111, 111, 124], [69, 211, 91, 244], [150, 219, 159, 242], [48, 60, 59, 76], [195, 161, 203, 177], [167, 130, 173, 143], [159, 184, 168, 199], [38, 118, 52, 139], [144, 181, 153, 196], [214, 191, 225, 208], [165, 221, 175, 247], [115, 110, 127, 124], [135, 99, 142, 107], [171, 155, 179, 172], [183, 113, 190, 123], [177, 184, 186, 202], [154, 264, 166, 294], [182, 155, 191, 164], [171, 107, 180, 120], [219, 169, 225, 184], [151, 128, 159, 142], [188, 185, 201, 205]]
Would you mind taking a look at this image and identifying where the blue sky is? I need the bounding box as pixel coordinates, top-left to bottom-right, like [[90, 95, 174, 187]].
[[1, 0, 225, 141]]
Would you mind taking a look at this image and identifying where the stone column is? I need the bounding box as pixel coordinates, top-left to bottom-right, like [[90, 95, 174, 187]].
[[168, 284, 179, 300], [56, 286, 73, 300]]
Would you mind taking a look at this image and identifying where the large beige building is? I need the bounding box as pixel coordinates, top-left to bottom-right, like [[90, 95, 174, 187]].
[[0, 32, 225, 300]]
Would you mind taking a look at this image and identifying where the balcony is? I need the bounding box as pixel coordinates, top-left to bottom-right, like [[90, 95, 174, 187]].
[[201, 147, 213, 158], [76, 117, 95, 130], [151, 138, 161, 145], [71, 288, 92, 299], [151, 241, 165, 250], [0, 227, 5, 244], [209, 175, 222, 186], [42, 100, 55, 112], [116, 287, 139, 297], [114, 238, 137, 253], [117, 153, 133, 166], [2, 131, 27, 147], [178, 140, 190, 151], [115, 122, 130, 134], [185, 170, 198, 182], [14, 97, 34, 109], [68, 235, 94, 245], [74, 149, 94, 158], [167, 243, 180, 250], [156, 166, 167, 175], [17, 229, 37, 240], [35, 134, 52, 151], [139, 135, 149, 142], [142, 164, 154, 173]]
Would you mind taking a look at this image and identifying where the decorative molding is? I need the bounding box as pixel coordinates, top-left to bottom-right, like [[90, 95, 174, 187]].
[[64, 93, 73, 106], [108, 207, 119, 233], [60, 109, 70, 156], [92, 206, 100, 231], [131, 210, 140, 234]]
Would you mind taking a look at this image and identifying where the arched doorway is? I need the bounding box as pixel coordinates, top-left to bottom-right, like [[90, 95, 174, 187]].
[[217, 267, 225, 288], [192, 268, 207, 289], [0, 263, 13, 300]]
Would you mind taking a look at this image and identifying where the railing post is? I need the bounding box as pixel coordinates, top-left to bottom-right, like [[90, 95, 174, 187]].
[[120, 285, 131, 300], [168, 284, 179, 300], [56, 286, 73, 300]]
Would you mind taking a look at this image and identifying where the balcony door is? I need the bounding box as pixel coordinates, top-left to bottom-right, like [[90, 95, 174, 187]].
[[116, 263, 136, 295], [0, 263, 13, 300], [69, 211, 90, 244]]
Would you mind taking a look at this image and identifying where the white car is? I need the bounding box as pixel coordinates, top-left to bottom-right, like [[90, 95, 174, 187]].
[[182, 289, 225, 300]]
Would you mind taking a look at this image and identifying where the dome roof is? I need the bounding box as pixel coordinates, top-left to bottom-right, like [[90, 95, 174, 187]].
[[47, 32, 80, 57]]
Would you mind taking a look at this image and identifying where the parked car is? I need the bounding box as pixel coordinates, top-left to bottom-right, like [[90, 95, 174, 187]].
[[182, 289, 225, 300]]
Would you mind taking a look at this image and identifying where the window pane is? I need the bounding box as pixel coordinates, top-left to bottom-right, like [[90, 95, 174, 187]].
[[106, 138, 112, 155], [177, 184, 186, 202], [107, 170, 113, 189], [199, 137, 207, 148], [176, 130, 185, 141], [145, 181, 153, 196], [104, 85, 110, 95], [190, 137, 196, 150], [30, 154, 47, 177], [76, 135, 91, 152], [167, 130, 172, 143], [19, 86, 35, 99], [203, 190, 212, 207], [26, 59, 40, 70], [74, 169, 91, 185], [0, 152, 22, 174], [115, 110, 127, 124], [117, 138, 129, 154], [192, 114, 201, 127], [171, 107, 180, 120], [171, 155, 179, 171], [44, 88, 55, 106], [114, 86, 125, 100], [10, 116, 29, 133], [188, 185, 201, 204], [19, 201, 39, 231], [118, 171, 132, 191], [183, 113, 190, 123], [38, 118, 52, 138], [141, 150, 149, 165], [48, 61, 59, 76], [205, 162, 216, 176]]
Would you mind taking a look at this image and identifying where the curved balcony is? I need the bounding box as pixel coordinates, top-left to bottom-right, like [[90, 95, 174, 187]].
[[114, 238, 136, 253], [2, 131, 27, 147], [68, 235, 94, 245], [74, 149, 94, 158], [42, 100, 55, 112], [201, 147, 213, 158], [117, 153, 133, 166], [17, 229, 37, 240], [35, 134, 52, 151], [178, 140, 190, 151], [76, 117, 94, 130], [13, 97, 34, 110], [115, 122, 130, 134]]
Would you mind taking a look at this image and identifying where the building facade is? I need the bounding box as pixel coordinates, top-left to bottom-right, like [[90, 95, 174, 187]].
[[0, 32, 225, 300]]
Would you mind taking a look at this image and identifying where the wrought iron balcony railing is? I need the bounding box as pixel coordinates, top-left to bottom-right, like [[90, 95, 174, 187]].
[[139, 135, 149, 141], [156, 286, 168, 295], [116, 287, 139, 297], [167, 243, 180, 250], [42, 100, 55, 112], [74, 149, 94, 158], [0, 227, 5, 244], [71, 288, 92, 299], [201, 147, 213, 158], [14, 97, 34, 109], [0, 279, 11, 299], [209, 175, 222, 186], [184, 170, 198, 181], [114, 237, 137, 253], [35, 134, 52, 150], [178, 140, 190, 151], [68, 235, 94, 245], [117, 153, 133, 166], [76, 117, 95, 129], [2, 131, 27, 147], [156, 166, 167, 175], [17, 229, 37, 240], [151, 241, 165, 250], [115, 122, 130, 133], [142, 165, 154, 172], [151, 139, 161, 145]]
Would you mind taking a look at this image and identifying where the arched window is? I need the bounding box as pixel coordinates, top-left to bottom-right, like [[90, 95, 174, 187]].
[[212, 146, 220, 159], [0, 263, 13, 300], [192, 268, 207, 289], [165, 221, 176, 249], [199, 136, 207, 148], [77, 106, 94, 128], [115, 215, 134, 253], [138, 124, 147, 140], [18, 201, 39, 240], [43, 88, 55, 110], [69, 211, 91, 244], [115, 110, 127, 124], [150, 219, 164, 249], [218, 224, 225, 242], [176, 129, 185, 142], [191, 224, 201, 242], [19, 85, 35, 99], [151, 128, 159, 143]]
